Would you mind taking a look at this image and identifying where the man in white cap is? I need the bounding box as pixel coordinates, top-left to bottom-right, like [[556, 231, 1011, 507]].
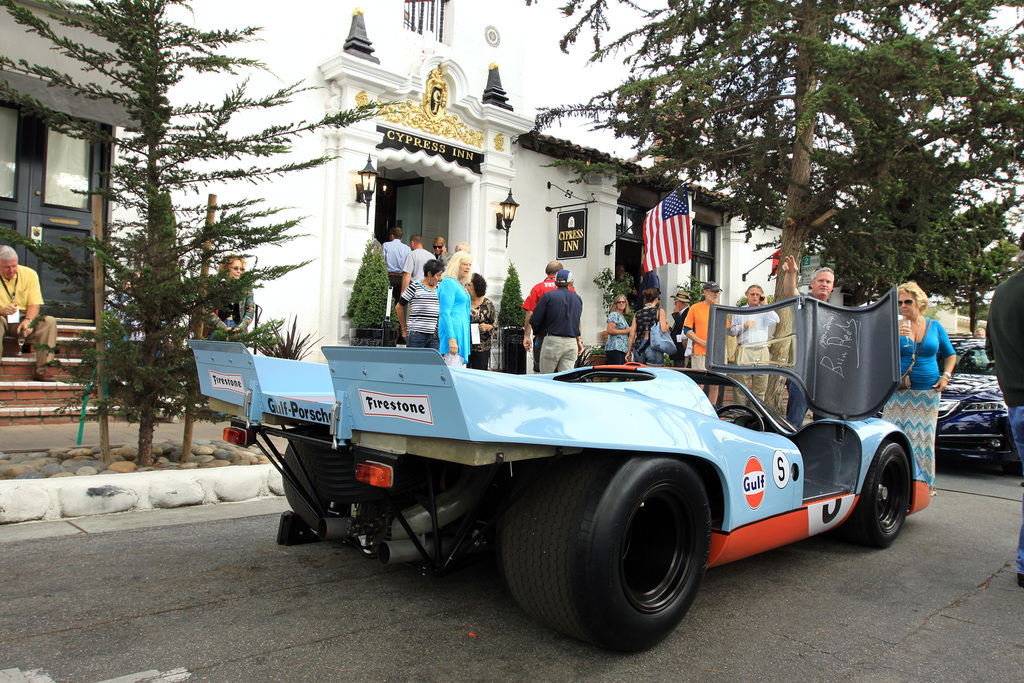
[[528, 269, 583, 373]]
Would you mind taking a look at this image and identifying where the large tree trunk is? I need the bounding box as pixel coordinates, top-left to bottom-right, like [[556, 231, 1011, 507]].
[[137, 415, 155, 468], [767, 8, 820, 415]]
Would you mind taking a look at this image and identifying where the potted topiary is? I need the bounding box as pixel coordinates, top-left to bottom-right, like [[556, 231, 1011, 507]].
[[498, 261, 527, 374], [346, 239, 395, 346]]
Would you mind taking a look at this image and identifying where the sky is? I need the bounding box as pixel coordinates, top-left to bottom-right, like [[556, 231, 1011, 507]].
[[521, 2, 639, 160]]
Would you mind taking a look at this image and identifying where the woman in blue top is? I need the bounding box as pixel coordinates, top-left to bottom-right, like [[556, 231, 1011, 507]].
[[604, 295, 631, 365], [882, 282, 956, 495], [437, 251, 473, 367]]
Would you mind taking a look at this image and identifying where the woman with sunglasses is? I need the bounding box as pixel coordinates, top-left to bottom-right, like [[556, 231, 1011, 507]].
[[604, 295, 632, 365], [882, 281, 956, 495]]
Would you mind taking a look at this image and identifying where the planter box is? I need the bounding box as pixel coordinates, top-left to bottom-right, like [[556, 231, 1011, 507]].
[[500, 327, 527, 374]]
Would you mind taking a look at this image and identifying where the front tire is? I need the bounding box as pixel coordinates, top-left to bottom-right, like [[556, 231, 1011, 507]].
[[842, 441, 910, 547], [499, 455, 711, 651]]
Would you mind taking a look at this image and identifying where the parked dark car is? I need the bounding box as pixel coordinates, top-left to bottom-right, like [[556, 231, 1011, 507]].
[[936, 336, 1022, 474]]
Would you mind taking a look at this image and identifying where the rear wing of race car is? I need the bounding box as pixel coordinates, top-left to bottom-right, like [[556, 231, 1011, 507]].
[[189, 342, 585, 464], [189, 341, 468, 445]]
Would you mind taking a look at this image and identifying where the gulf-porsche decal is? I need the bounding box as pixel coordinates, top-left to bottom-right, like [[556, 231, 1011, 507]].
[[708, 494, 858, 568]]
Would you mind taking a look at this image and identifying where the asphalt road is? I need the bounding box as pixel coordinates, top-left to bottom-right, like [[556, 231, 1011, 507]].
[[2, 461, 1022, 683]]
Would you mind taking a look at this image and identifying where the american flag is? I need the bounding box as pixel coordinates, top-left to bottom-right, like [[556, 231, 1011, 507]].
[[643, 185, 692, 273]]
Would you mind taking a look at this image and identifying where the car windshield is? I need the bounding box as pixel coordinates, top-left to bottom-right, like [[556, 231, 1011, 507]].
[[951, 342, 995, 376]]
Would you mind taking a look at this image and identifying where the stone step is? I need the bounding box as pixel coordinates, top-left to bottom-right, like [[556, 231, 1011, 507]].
[[0, 404, 96, 426]]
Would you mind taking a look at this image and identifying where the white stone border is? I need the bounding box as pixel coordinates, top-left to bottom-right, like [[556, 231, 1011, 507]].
[[0, 465, 284, 524]]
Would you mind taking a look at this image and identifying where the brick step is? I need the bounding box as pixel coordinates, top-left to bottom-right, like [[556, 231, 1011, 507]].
[[0, 380, 89, 406], [0, 356, 83, 380]]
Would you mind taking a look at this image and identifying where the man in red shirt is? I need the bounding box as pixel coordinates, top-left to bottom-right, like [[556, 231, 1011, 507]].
[[522, 261, 567, 372]]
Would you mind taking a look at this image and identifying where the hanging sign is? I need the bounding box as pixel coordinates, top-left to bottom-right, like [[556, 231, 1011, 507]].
[[376, 125, 483, 174], [556, 209, 587, 260]]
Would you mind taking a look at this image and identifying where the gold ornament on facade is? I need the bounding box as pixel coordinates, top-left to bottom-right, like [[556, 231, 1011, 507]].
[[355, 90, 369, 107], [379, 66, 484, 149], [494, 133, 504, 152]]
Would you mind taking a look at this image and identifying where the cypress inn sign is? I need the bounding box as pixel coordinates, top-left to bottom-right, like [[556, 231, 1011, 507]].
[[556, 209, 587, 259], [376, 125, 483, 174]]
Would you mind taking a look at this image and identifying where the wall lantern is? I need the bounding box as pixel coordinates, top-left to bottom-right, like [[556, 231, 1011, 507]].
[[355, 154, 378, 224], [495, 188, 519, 247]]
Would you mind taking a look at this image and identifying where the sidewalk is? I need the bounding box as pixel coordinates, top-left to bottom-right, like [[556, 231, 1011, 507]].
[[2, 418, 231, 453]]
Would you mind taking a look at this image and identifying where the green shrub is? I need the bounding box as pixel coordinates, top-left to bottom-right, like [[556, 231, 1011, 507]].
[[498, 261, 526, 327], [346, 239, 390, 328]]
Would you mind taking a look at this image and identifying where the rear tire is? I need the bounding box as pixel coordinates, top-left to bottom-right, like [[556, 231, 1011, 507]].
[[282, 442, 330, 531], [499, 455, 711, 651], [841, 441, 910, 548]]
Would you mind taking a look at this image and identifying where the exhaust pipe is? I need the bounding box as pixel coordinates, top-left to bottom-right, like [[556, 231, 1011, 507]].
[[378, 537, 455, 565], [317, 516, 354, 540], [389, 466, 494, 540]]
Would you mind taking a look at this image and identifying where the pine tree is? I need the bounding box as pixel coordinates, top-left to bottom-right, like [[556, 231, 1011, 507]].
[[543, 1, 1024, 296], [346, 240, 390, 330], [0, 0, 375, 465], [498, 262, 525, 328]]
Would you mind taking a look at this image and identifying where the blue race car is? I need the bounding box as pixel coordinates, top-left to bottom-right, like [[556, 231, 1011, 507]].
[[936, 336, 1022, 475], [190, 289, 928, 651]]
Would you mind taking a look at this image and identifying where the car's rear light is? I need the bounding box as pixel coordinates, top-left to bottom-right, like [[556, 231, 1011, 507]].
[[355, 461, 394, 488], [223, 426, 254, 445]]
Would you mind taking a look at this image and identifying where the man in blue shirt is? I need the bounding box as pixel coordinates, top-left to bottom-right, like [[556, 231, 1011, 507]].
[[529, 270, 583, 373], [382, 226, 411, 309]]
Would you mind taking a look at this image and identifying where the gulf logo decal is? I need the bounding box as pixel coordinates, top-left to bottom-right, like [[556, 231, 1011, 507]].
[[742, 457, 766, 509]]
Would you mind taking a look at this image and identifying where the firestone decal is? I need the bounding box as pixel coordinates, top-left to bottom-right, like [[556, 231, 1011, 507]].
[[209, 370, 244, 394], [743, 456, 766, 509], [807, 495, 854, 535], [358, 389, 434, 424]]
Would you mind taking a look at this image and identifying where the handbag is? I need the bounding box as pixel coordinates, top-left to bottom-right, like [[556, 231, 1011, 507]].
[[650, 313, 677, 355], [899, 319, 930, 390]]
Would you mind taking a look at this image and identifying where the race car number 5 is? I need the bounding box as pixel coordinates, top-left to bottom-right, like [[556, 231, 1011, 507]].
[[773, 450, 790, 489]]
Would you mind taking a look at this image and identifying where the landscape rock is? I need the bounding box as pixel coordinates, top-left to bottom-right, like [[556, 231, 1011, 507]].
[[0, 485, 50, 523], [60, 483, 139, 517]]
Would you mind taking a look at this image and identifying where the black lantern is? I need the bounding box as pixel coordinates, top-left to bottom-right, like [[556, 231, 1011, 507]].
[[355, 154, 378, 224], [495, 188, 519, 247]]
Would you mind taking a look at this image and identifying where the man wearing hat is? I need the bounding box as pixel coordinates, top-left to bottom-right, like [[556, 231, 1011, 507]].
[[669, 288, 691, 365], [528, 269, 583, 373], [684, 281, 722, 404]]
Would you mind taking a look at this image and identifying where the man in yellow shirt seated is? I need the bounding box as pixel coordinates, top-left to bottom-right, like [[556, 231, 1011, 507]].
[[1, 245, 59, 381]]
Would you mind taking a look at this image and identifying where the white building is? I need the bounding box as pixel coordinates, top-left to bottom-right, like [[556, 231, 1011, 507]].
[[1, 0, 785, 360]]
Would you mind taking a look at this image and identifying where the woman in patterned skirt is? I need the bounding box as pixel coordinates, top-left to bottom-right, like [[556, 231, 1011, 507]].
[[883, 282, 956, 495]]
